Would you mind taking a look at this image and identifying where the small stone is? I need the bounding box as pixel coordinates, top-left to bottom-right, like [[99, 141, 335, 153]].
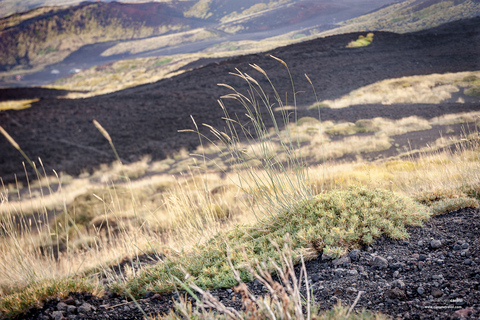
[[348, 269, 358, 276], [431, 288, 443, 298], [390, 262, 404, 270], [322, 252, 335, 261], [432, 274, 444, 281], [454, 307, 474, 318], [123, 305, 130, 312], [51, 311, 64, 320], [57, 302, 68, 311], [66, 306, 76, 313], [417, 286, 425, 295], [62, 297, 75, 306], [68, 315, 77, 320], [418, 254, 427, 261], [417, 240, 424, 246], [453, 244, 461, 251], [370, 256, 389, 269], [346, 287, 357, 294], [455, 299, 466, 306], [384, 288, 406, 300], [312, 274, 320, 282], [465, 259, 472, 265], [334, 268, 346, 276], [333, 256, 351, 267], [151, 293, 162, 300], [461, 242, 469, 249], [392, 280, 405, 289], [411, 253, 419, 259], [143, 291, 155, 299], [430, 239, 442, 249], [393, 270, 400, 278], [348, 249, 360, 262], [227, 289, 233, 294], [78, 303, 92, 313]]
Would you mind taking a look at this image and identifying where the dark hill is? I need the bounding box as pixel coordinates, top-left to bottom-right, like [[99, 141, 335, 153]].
[[0, 17, 479, 183]]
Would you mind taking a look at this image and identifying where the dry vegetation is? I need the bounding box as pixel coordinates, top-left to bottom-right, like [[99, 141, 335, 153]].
[[310, 71, 480, 109], [321, 0, 480, 36], [40, 38, 295, 98], [0, 99, 39, 111], [1, 64, 480, 319]]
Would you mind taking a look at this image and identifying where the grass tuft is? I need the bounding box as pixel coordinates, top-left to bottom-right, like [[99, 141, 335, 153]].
[[0, 279, 101, 319]]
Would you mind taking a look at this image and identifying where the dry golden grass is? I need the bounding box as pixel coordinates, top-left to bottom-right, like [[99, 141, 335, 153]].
[[314, 71, 480, 109], [0, 99, 39, 111], [101, 28, 218, 57]]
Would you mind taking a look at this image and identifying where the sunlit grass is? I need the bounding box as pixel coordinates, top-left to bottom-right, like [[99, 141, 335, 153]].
[[0, 99, 39, 111], [1, 63, 480, 319], [313, 71, 480, 109]]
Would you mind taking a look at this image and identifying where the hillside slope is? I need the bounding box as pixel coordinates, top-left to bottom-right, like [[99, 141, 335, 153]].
[[322, 0, 480, 36], [0, 17, 479, 183], [0, 1, 201, 72]]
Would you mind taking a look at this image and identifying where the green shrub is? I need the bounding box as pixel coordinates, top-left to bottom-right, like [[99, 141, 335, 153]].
[[325, 122, 358, 135], [0, 279, 100, 319], [296, 116, 320, 126], [112, 185, 429, 298], [414, 188, 480, 215], [355, 119, 379, 133], [430, 197, 479, 216], [414, 188, 466, 206], [465, 86, 480, 97], [347, 33, 374, 48], [463, 75, 479, 83]]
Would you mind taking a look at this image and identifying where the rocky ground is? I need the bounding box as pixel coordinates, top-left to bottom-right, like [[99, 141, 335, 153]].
[[19, 207, 480, 320]]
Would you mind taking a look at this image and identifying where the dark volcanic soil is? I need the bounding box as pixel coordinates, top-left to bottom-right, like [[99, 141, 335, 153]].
[[1, 17, 480, 184], [19, 207, 480, 320]]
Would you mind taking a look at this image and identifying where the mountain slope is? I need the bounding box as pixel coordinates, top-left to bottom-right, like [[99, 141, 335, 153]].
[[0, 0, 399, 74], [322, 0, 480, 36], [0, 17, 479, 183], [0, 1, 199, 72]]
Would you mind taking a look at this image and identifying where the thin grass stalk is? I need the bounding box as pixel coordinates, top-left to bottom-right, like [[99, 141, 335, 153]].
[[212, 63, 313, 219]]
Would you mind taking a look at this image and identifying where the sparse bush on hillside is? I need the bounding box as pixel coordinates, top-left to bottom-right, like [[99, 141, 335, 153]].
[[465, 86, 480, 97], [346, 33, 374, 48], [414, 186, 480, 216], [164, 239, 388, 320], [429, 197, 479, 216]]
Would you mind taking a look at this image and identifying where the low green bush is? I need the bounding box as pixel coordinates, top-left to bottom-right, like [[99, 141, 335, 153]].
[[465, 86, 480, 97], [112, 185, 429, 298]]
